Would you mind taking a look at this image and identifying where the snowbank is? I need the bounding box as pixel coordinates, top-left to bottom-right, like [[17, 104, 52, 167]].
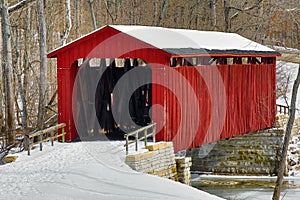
[[0, 141, 223, 200], [276, 61, 300, 116]]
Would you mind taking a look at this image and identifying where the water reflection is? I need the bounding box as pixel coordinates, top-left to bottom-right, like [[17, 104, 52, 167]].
[[192, 176, 300, 200]]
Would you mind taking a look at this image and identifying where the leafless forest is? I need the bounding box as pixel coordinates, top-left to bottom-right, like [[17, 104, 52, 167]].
[[0, 0, 299, 150]]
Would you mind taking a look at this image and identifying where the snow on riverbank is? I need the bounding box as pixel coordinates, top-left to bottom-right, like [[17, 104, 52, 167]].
[[0, 141, 223, 200], [288, 133, 300, 177], [276, 61, 300, 116]]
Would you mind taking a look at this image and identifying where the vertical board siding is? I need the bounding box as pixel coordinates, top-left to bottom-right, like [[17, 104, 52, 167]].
[[160, 64, 276, 152]]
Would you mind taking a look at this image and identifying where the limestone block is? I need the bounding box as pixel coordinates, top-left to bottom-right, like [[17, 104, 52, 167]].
[[125, 151, 154, 162], [4, 156, 18, 163], [146, 142, 172, 151], [177, 163, 192, 168], [147, 170, 155, 175], [176, 157, 191, 164]]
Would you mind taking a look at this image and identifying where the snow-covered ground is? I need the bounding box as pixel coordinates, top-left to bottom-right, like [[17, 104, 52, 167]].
[[288, 133, 300, 177], [276, 61, 300, 116], [276, 61, 300, 176], [0, 141, 223, 200]]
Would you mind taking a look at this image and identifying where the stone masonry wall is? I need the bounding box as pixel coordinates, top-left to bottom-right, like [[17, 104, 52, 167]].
[[125, 142, 192, 185], [189, 128, 284, 176], [125, 142, 178, 180], [176, 157, 192, 185]]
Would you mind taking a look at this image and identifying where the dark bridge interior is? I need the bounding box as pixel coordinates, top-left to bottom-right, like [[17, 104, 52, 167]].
[[76, 58, 152, 140]]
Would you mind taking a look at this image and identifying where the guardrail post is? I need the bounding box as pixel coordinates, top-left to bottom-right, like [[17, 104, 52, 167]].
[[125, 136, 129, 155], [25, 134, 30, 155], [40, 135, 43, 152], [62, 127, 65, 143], [25, 123, 66, 156], [135, 132, 138, 152], [144, 129, 147, 147], [153, 124, 156, 143], [123, 123, 156, 154], [51, 131, 54, 146]]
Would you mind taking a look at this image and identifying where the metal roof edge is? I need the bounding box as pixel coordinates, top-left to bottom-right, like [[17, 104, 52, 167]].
[[163, 48, 281, 56]]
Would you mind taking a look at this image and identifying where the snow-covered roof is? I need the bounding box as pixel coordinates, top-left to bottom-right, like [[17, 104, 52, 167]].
[[272, 45, 300, 54], [48, 25, 279, 57], [271, 46, 300, 63], [110, 25, 277, 54]]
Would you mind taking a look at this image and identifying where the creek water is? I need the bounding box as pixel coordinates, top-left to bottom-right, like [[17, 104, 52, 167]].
[[192, 175, 300, 200]]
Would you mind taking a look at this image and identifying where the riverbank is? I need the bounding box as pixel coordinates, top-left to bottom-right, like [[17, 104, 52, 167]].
[[192, 174, 300, 199]]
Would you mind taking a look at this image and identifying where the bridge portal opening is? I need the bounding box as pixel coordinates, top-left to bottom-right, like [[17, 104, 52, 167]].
[[76, 58, 152, 140]]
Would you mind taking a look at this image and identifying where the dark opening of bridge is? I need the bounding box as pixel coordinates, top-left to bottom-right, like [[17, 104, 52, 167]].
[[76, 58, 152, 140]]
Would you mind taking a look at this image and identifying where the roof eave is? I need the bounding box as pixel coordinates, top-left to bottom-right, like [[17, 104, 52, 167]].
[[163, 48, 281, 57], [47, 25, 111, 58]]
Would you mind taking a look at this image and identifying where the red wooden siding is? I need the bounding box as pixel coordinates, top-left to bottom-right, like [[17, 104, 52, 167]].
[[154, 64, 276, 152]]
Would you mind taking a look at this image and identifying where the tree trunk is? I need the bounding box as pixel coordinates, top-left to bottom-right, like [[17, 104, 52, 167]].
[[36, 0, 47, 130], [17, 70, 28, 149], [195, 0, 201, 29], [20, 6, 32, 150], [88, 0, 97, 30], [0, 6, 3, 134], [61, 0, 72, 45], [223, 0, 230, 32], [75, 0, 82, 37], [273, 19, 300, 199], [156, 0, 168, 26], [210, 0, 216, 29], [272, 64, 300, 200], [1, 0, 16, 145], [152, 0, 158, 26]]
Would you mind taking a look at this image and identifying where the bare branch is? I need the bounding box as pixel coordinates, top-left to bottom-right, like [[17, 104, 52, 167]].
[[8, 0, 35, 13], [104, 0, 116, 24], [229, 0, 263, 20]]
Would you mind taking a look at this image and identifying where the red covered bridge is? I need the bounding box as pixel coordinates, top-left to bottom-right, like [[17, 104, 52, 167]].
[[48, 25, 280, 152]]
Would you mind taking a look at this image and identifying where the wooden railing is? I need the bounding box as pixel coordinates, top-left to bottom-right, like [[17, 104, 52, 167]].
[[26, 123, 66, 156], [277, 104, 289, 115], [124, 123, 156, 155]]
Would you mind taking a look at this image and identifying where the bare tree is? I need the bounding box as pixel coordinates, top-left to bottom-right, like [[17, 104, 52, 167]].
[[273, 64, 300, 200], [0, 5, 3, 135], [18, 5, 33, 149], [36, 0, 47, 130], [88, 0, 97, 29], [273, 7, 300, 200], [104, 0, 116, 24], [152, 0, 158, 26], [1, 0, 16, 145], [61, 0, 72, 45], [210, 0, 216, 29], [223, 0, 230, 32], [157, 0, 168, 26]]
